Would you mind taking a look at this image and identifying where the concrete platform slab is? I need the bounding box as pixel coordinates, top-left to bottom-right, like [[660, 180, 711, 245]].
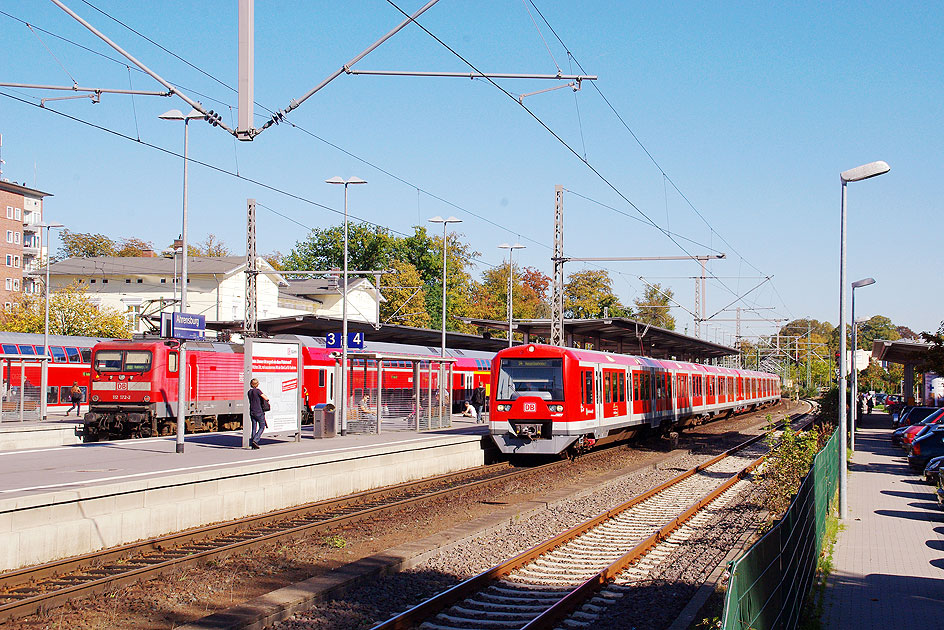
[[0, 417, 490, 571]]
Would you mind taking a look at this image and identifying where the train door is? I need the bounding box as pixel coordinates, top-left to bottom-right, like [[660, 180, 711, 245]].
[[579, 366, 595, 421], [676, 372, 687, 414], [594, 366, 604, 421]]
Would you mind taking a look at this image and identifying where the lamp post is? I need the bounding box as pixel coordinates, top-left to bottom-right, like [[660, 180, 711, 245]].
[[160, 108, 204, 454], [428, 216, 462, 358], [498, 243, 525, 348], [38, 222, 64, 421], [839, 161, 889, 519], [326, 176, 367, 436], [850, 277, 875, 452]]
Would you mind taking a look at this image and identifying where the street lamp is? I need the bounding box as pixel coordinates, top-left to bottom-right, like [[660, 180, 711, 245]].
[[326, 175, 367, 436], [38, 222, 64, 421], [498, 243, 525, 348], [838, 161, 889, 519], [850, 277, 875, 452], [160, 108, 204, 454], [428, 216, 462, 358]]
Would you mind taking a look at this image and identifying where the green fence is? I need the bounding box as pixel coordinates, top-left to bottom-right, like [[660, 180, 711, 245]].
[[722, 427, 840, 630]]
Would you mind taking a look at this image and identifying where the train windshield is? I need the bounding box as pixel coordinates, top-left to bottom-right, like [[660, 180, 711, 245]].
[[496, 358, 564, 401], [93, 350, 152, 373]]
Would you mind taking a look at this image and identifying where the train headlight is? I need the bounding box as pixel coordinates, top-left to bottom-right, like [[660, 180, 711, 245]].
[[549, 404, 564, 413], [91, 395, 99, 402], [496, 404, 511, 412], [143, 395, 151, 402]]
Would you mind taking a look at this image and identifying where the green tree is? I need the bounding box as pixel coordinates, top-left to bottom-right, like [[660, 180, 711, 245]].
[[0, 282, 132, 337], [470, 263, 551, 339], [280, 223, 397, 273], [919, 322, 944, 378], [379, 260, 431, 328], [564, 269, 625, 319], [633, 283, 675, 330]]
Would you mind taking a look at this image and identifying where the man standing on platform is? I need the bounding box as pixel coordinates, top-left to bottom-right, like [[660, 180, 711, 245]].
[[470, 384, 487, 424], [247, 378, 269, 449]]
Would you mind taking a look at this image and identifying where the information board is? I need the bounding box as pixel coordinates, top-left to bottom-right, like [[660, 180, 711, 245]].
[[325, 332, 365, 349], [243, 338, 302, 447]]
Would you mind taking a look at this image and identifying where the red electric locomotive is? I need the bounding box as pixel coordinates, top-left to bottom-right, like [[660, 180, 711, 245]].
[[489, 343, 781, 456], [82, 335, 494, 441]]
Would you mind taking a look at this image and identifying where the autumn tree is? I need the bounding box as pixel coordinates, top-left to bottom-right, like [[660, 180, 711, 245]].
[[379, 260, 431, 328], [919, 322, 944, 378], [633, 283, 676, 330], [472, 263, 551, 337], [56, 231, 154, 260], [564, 269, 626, 319], [189, 234, 231, 257], [0, 282, 132, 338]]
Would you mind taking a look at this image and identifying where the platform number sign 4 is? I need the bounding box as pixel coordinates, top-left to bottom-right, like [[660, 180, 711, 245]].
[[326, 332, 365, 349]]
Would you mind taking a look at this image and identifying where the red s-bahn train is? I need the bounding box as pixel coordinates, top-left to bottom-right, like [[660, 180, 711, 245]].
[[488, 344, 781, 456], [82, 334, 494, 441]]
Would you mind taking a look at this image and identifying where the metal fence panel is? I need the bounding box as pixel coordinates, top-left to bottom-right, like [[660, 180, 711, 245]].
[[723, 428, 840, 630]]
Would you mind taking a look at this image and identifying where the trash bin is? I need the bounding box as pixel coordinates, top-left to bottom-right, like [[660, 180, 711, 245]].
[[312, 403, 336, 438]]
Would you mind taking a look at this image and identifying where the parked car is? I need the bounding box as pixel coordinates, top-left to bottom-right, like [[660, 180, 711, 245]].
[[893, 406, 938, 430], [908, 427, 944, 471], [895, 409, 944, 447], [937, 474, 944, 510], [924, 455, 944, 484], [874, 393, 887, 405], [886, 395, 907, 417]]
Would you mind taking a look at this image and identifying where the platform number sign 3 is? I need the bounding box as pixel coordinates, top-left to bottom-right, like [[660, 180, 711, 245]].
[[326, 332, 365, 349]]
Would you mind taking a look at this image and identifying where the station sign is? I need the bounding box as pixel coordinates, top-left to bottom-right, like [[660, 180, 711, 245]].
[[166, 312, 205, 340], [325, 332, 365, 349]]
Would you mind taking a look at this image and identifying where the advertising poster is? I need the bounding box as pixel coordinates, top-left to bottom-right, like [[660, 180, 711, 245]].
[[244, 339, 302, 446], [924, 372, 943, 407]]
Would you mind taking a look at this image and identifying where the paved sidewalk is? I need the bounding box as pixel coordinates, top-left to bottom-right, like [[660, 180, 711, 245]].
[[822, 413, 944, 628]]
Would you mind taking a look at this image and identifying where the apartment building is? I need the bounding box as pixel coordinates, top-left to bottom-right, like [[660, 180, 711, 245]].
[[0, 180, 49, 308]]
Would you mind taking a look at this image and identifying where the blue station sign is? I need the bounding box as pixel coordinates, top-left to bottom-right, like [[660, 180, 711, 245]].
[[171, 312, 206, 340], [325, 332, 365, 349]]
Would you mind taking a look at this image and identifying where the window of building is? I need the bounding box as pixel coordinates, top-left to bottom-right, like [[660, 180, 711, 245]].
[[90, 279, 96, 283], [102, 279, 108, 284], [4, 278, 10, 290], [3, 303, 9, 311], [14, 232, 20, 244], [125, 278, 131, 283], [5, 231, 12, 243], [160, 278, 166, 283], [5, 207, 11, 219], [5, 255, 10, 267], [13, 256, 19, 268], [14, 208, 21, 220], [137, 279, 143, 283], [12, 279, 19, 291]]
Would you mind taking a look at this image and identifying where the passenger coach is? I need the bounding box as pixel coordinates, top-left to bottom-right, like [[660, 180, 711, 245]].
[[489, 344, 781, 456]]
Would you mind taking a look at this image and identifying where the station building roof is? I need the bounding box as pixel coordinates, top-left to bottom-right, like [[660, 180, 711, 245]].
[[871, 338, 931, 365], [459, 317, 737, 361], [206, 314, 513, 353]]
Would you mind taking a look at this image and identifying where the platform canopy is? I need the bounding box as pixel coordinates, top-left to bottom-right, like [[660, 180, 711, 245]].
[[459, 317, 737, 361], [871, 338, 931, 365], [205, 314, 513, 352]]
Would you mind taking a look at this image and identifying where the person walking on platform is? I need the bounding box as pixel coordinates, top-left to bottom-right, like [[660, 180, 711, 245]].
[[470, 384, 487, 424], [867, 393, 874, 414], [247, 378, 269, 449], [67, 381, 83, 416]]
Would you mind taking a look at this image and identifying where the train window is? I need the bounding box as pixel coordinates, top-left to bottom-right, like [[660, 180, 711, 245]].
[[619, 373, 626, 402], [81, 349, 91, 363], [496, 358, 564, 401], [94, 351, 123, 372], [319, 370, 326, 388], [65, 347, 81, 363], [168, 351, 178, 373], [124, 351, 151, 372], [1, 344, 17, 354], [604, 372, 612, 403], [582, 371, 592, 404], [17, 345, 35, 355], [50, 347, 67, 363], [34, 345, 46, 356], [632, 373, 640, 401]]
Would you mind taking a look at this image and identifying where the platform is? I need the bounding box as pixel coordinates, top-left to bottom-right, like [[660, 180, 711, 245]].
[[0, 414, 83, 451], [822, 413, 944, 628], [0, 417, 489, 572]]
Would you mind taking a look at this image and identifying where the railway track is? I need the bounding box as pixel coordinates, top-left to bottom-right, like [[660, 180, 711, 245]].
[[373, 407, 813, 630], [0, 401, 800, 624]]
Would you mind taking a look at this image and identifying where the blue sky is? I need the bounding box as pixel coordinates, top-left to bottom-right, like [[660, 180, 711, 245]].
[[0, 1, 940, 340]]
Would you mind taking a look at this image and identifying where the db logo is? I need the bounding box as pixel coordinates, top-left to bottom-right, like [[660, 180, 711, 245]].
[[523, 402, 536, 413], [116, 382, 128, 390]]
